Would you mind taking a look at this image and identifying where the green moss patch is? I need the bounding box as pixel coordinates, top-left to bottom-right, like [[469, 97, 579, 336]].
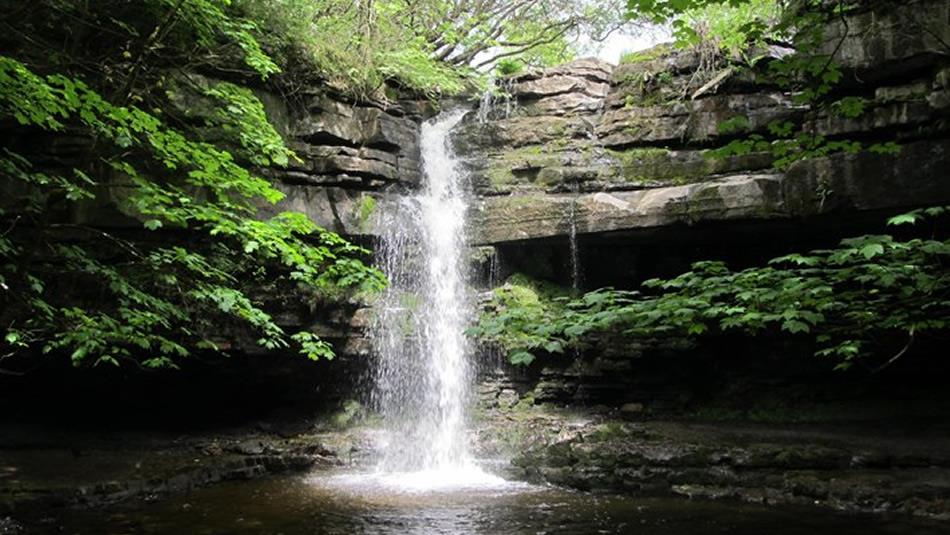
[[606, 147, 773, 185], [357, 194, 377, 231], [619, 43, 675, 65]]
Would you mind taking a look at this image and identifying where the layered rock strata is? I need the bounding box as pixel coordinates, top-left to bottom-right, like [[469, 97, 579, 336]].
[[454, 0, 950, 245]]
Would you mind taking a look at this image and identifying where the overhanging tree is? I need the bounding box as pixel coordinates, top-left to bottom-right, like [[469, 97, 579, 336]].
[[0, 0, 385, 372]]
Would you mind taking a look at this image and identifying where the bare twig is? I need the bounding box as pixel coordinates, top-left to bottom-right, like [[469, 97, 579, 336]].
[[47, 223, 143, 259], [871, 333, 914, 374]]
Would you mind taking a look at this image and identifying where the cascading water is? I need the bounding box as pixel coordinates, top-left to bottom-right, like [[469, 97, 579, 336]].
[[368, 110, 501, 488], [476, 77, 514, 124], [567, 182, 583, 292]]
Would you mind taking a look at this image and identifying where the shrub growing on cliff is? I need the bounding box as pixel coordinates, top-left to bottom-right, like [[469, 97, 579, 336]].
[[670, 0, 781, 62], [471, 209, 950, 372], [628, 0, 913, 169]]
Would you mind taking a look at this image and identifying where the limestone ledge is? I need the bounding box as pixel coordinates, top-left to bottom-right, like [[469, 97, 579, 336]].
[[471, 174, 778, 244], [469, 138, 950, 245]]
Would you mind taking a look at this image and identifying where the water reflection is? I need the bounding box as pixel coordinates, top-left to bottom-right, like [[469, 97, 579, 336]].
[[49, 470, 948, 535]]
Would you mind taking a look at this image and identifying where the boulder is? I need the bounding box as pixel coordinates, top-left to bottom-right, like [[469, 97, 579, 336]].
[[505, 58, 613, 117]]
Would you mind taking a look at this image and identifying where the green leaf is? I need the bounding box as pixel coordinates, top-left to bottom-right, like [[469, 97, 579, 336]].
[[887, 212, 920, 226], [781, 319, 810, 334], [860, 243, 885, 259], [509, 351, 536, 366]]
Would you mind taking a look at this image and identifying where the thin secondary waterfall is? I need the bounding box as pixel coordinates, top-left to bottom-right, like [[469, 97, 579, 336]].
[[568, 182, 582, 292], [476, 77, 514, 124], [370, 110, 488, 481]]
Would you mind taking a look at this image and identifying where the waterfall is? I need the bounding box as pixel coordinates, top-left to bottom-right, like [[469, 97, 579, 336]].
[[568, 182, 583, 292], [476, 77, 513, 124], [370, 110, 494, 485]]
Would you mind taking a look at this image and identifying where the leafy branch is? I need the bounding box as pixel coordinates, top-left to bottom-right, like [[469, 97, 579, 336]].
[[0, 53, 384, 370], [471, 208, 950, 371]]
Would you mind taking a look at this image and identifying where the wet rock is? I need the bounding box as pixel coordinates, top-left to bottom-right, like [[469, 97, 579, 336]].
[[620, 403, 644, 414], [452, 0, 950, 250], [498, 58, 613, 117], [782, 138, 950, 217], [0, 517, 24, 535], [471, 136, 950, 245], [285, 144, 402, 183], [227, 440, 266, 456], [262, 185, 385, 236], [453, 115, 595, 152], [511, 58, 614, 85], [302, 442, 337, 456], [520, 92, 606, 117], [200, 442, 224, 456], [348, 308, 374, 330], [501, 414, 950, 519], [512, 74, 609, 100], [805, 86, 939, 137], [610, 44, 700, 85], [294, 93, 420, 160]]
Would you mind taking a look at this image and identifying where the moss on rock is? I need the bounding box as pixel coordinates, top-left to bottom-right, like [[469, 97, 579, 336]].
[[356, 194, 376, 232], [619, 43, 676, 65], [606, 148, 774, 186]]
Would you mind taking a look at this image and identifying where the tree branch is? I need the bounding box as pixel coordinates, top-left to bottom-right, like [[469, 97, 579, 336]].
[[871, 332, 914, 374]]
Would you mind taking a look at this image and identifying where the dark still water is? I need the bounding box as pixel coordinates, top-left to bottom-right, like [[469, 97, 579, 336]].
[[42, 469, 950, 535]]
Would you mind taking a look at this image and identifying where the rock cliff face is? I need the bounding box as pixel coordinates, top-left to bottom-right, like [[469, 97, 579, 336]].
[[451, 1, 950, 517], [453, 0, 950, 248], [257, 89, 425, 238], [193, 86, 429, 359], [247, 0, 950, 408]]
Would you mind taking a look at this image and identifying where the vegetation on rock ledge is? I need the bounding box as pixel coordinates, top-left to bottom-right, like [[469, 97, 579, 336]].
[[471, 210, 950, 371], [467, 0, 946, 371]]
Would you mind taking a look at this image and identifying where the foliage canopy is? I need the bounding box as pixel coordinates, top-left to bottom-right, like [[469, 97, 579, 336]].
[[0, 1, 387, 371], [234, 0, 630, 98]]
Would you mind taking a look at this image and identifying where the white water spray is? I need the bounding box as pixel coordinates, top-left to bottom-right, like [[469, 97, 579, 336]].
[[369, 110, 501, 488]]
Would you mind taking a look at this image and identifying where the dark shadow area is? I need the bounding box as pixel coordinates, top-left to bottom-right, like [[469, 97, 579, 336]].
[[491, 209, 910, 291], [0, 351, 366, 434]]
